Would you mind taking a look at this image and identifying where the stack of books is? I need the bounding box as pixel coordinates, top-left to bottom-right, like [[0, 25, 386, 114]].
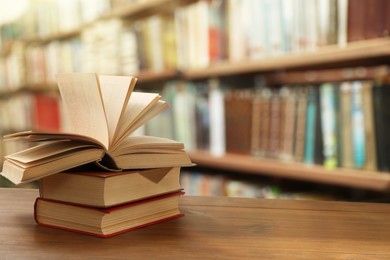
[[1, 73, 192, 237], [35, 167, 184, 238]]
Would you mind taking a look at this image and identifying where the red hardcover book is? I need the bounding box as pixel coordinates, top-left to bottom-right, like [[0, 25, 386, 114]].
[[34, 192, 184, 238]]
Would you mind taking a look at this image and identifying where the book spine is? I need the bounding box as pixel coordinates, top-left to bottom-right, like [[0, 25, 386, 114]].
[[361, 81, 377, 171], [304, 86, 317, 164], [351, 81, 366, 168], [339, 81, 354, 168], [320, 83, 338, 169]]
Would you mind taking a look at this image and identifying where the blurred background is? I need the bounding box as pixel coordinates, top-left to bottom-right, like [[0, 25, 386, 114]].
[[1, 0, 390, 202]]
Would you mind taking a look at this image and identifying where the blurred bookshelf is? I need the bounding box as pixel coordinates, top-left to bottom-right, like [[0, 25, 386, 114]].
[[1, 0, 390, 200]]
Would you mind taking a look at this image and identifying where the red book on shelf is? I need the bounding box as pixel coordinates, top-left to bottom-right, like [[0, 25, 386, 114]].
[[33, 94, 61, 132], [34, 192, 184, 238]]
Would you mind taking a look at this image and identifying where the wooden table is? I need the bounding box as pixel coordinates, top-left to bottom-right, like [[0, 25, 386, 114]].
[[1, 188, 390, 259]]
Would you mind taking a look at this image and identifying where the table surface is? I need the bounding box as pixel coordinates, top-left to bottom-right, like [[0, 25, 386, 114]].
[[1, 188, 390, 259]]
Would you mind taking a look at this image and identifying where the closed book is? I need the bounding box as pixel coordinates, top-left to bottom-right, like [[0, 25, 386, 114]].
[[34, 192, 184, 238], [280, 87, 297, 161], [304, 86, 317, 164], [259, 88, 272, 157], [268, 90, 281, 158], [40, 167, 182, 208], [224, 89, 253, 154], [361, 81, 377, 170], [339, 82, 353, 168], [347, 0, 366, 42], [373, 82, 390, 171], [294, 86, 308, 162], [351, 81, 366, 168], [320, 83, 338, 169], [33, 93, 61, 132]]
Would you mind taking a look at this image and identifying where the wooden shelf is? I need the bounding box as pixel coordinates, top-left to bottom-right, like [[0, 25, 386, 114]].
[[189, 151, 390, 192], [19, 0, 196, 44], [183, 38, 390, 80], [136, 69, 179, 83]]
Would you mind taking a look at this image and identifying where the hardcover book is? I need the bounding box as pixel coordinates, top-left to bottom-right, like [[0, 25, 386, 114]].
[[1, 73, 192, 184], [34, 192, 184, 238], [40, 167, 182, 208]]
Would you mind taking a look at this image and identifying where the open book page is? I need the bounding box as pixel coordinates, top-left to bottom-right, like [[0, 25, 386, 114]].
[[56, 73, 109, 150], [5, 141, 102, 166], [98, 75, 137, 147], [111, 92, 168, 149], [111, 135, 185, 156], [3, 131, 106, 147]]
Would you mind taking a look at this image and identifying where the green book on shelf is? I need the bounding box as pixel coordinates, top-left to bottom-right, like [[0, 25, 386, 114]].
[[1, 73, 192, 185], [319, 83, 338, 169]]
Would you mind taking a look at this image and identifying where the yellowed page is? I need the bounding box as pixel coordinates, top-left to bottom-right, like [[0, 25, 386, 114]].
[[125, 100, 168, 138], [6, 141, 100, 165], [111, 135, 184, 156], [56, 73, 109, 149], [98, 75, 137, 147], [112, 92, 163, 148]]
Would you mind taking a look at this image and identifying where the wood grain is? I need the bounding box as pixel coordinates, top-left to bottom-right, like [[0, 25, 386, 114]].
[[1, 188, 390, 259]]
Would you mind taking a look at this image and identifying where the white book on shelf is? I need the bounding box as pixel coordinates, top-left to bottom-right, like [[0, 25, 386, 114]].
[[337, 0, 349, 47], [194, 0, 210, 68], [246, 0, 265, 60], [226, 0, 246, 61], [147, 15, 164, 71], [172, 82, 197, 151], [174, 6, 189, 70], [208, 79, 226, 156]]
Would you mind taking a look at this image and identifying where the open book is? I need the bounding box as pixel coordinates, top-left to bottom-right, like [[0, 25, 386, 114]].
[[1, 73, 192, 184]]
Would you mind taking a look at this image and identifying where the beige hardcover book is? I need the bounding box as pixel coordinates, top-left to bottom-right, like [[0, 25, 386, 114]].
[[40, 167, 182, 208]]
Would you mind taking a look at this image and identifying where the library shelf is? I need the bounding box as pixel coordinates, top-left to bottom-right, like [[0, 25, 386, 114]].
[[104, 0, 196, 20], [183, 38, 390, 80], [136, 69, 179, 83], [18, 0, 197, 45], [189, 151, 390, 192]]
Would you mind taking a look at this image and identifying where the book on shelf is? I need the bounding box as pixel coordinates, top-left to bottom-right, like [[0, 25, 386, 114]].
[[351, 81, 366, 168], [32, 93, 61, 132], [361, 81, 377, 171], [303, 86, 318, 164], [319, 83, 339, 169], [373, 81, 390, 172], [224, 89, 253, 154], [34, 191, 184, 238], [293, 86, 308, 162], [40, 167, 182, 208], [339, 81, 354, 168], [1, 73, 192, 185]]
